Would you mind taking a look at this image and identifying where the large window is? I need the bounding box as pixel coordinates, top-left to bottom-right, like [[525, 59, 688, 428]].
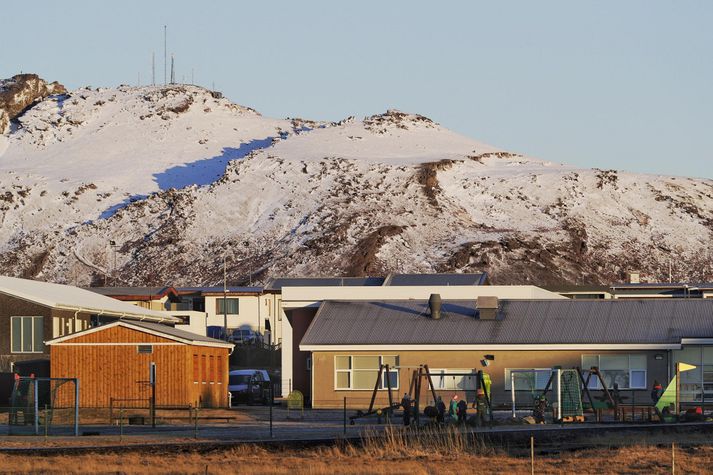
[[504, 369, 552, 391], [430, 369, 479, 391], [582, 354, 647, 389], [11, 316, 43, 353], [216, 298, 239, 315], [335, 355, 399, 390]]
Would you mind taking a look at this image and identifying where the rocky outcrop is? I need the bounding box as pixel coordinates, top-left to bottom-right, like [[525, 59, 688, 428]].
[[0, 74, 67, 133]]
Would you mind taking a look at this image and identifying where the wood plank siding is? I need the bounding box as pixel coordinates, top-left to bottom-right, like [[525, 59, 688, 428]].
[[50, 325, 229, 408]]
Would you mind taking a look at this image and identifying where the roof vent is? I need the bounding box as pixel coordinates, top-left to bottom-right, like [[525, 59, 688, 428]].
[[477, 296, 499, 320], [428, 293, 442, 320], [627, 271, 640, 284]]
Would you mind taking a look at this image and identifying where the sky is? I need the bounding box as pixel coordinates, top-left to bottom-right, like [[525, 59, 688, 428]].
[[2, 0, 712, 178]]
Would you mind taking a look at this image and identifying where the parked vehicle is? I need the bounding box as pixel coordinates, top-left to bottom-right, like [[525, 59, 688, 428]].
[[228, 369, 271, 404], [228, 329, 260, 345]]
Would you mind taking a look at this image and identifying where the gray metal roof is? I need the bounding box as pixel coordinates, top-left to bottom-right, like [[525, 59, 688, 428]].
[[301, 299, 713, 346], [176, 286, 263, 295], [384, 273, 489, 286], [122, 320, 228, 345], [87, 286, 176, 297], [264, 277, 385, 291]]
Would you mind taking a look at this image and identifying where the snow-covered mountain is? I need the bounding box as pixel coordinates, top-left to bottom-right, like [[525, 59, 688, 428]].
[[1, 76, 712, 286]]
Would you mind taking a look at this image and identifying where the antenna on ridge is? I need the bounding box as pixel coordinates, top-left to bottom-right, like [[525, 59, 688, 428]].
[[170, 54, 175, 84], [152, 51, 155, 86], [163, 25, 167, 85]]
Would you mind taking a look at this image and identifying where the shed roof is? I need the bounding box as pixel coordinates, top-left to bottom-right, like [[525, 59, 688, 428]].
[[383, 273, 489, 286], [300, 299, 713, 349], [0, 276, 179, 322], [46, 320, 233, 348]]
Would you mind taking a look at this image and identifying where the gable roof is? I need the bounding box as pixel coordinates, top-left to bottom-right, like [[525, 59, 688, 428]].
[[0, 276, 179, 323], [383, 272, 489, 286], [46, 320, 233, 348], [300, 298, 713, 350]]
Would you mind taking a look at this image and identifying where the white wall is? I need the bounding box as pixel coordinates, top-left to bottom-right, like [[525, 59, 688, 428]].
[[169, 310, 208, 336]]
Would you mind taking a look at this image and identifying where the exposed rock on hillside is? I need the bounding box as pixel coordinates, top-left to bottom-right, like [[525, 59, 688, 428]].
[[0, 74, 66, 133]]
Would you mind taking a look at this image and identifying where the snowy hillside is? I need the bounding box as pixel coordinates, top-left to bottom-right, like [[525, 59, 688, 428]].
[[1, 79, 712, 286]]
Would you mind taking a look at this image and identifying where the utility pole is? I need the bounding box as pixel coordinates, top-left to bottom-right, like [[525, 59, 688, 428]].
[[223, 255, 228, 341], [152, 51, 155, 85], [170, 54, 175, 84], [163, 25, 167, 85], [191, 68, 194, 85]]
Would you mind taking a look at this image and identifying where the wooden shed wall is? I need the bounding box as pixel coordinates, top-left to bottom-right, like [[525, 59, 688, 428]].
[[50, 326, 228, 408]]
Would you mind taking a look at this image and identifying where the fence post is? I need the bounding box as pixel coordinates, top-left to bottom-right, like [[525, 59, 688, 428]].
[[672, 442, 675, 474], [530, 435, 534, 475], [44, 404, 48, 441], [343, 397, 347, 436], [194, 407, 199, 439], [74, 378, 80, 437], [269, 386, 274, 438]]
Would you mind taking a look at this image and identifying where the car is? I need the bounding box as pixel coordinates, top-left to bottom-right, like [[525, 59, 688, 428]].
[[228, 329, 260, 345], [228, 369, 271, 404]]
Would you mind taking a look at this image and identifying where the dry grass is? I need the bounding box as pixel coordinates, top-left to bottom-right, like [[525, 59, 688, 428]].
[[1, 427, 713, 474]]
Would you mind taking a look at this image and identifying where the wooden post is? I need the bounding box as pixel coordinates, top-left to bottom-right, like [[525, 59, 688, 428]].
[[194, 407, 199, 439], [343, 396, 347, 435], [675, 363, 681, 417], [672, 442, 675, 474], [44, 404, 48, 441], [530, 435, 534, 475]]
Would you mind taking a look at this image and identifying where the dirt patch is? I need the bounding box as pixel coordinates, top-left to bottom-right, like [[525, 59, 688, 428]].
[[416, 159, 458, 209], [346, 225, 404, 276]]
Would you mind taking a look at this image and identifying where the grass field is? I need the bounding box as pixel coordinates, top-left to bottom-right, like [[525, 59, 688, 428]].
[[1, 427, 712, 474]]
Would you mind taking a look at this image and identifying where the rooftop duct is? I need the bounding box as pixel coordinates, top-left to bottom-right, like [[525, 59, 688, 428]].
[[428, 293, 442, 320], [477, 296, 499, 320]]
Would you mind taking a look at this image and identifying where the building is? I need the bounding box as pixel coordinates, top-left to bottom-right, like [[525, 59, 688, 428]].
[[47, 320, 233, 408], [86, 286, 183, 311], [176, 287, 282, 343], [299, 297, 713, 409], [279, 281, 564, 400], [87, 286, 209, 336], [0, 276, 179, 371]]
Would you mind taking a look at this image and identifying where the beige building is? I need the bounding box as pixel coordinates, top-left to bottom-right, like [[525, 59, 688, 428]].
[[300, 298, 713, 409], [277, 276, 565, 399]]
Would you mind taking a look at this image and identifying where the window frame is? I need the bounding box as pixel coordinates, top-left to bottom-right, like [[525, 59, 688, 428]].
[[582, 354, 648, 390], [503, 368, 553, 391], [10, 316, 44, 354], [334, 355, 399, 391], [215, 298, 240, 315]]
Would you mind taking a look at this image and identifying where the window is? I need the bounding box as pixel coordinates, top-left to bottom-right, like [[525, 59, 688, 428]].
[[209, 356, 215, 383], [193, 354, 199, 383], [504, 369, 552, 391], [582, 354, 647, 389], [430, 369, 479, 391], [137, 345, 153, 354], [335, 355, 399, 390], [11, 316, 43, 353], [201, 355, 207, 384], [217, 356, 223, 384], [216, 298, 239, 315]]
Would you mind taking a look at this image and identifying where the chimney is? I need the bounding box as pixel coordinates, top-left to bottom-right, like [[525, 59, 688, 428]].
[[628, 272, 640, 284], [477, 296, 499, 320], [428, 293, 442, 320]]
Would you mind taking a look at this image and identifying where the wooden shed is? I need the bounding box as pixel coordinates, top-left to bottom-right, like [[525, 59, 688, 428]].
[[47, 320, 233, 408]]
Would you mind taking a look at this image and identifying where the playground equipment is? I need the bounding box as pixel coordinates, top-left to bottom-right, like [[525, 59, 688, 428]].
[[350, 364, 493, 425], [8, 375, 79, 436], [510, 367, 589, 422], [655, 362, 697, 422]]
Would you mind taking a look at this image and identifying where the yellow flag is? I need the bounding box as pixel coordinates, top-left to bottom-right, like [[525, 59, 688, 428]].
[[678, 363, 697, 372]]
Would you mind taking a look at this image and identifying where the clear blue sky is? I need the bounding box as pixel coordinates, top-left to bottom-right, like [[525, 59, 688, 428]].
[[2, 1, 712, 178]]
